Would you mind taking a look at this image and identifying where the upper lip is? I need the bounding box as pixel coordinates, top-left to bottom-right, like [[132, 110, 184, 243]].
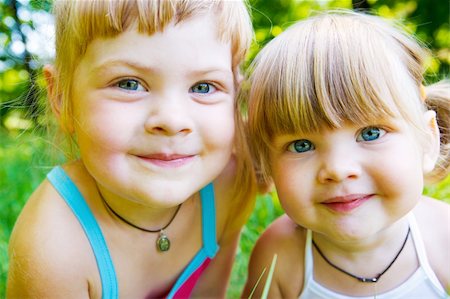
[[137, 153, 195, 161], [323, 194, 372, 203]]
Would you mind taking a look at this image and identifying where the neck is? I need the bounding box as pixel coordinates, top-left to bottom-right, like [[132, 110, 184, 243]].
[[316, 217, 410, 255], [96, 184, 186, 230], [313, 217, 411, 278], [311, 217, 418, 295]]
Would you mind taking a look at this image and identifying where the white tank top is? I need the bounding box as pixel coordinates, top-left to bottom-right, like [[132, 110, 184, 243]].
[[299, 213, 448, 298]]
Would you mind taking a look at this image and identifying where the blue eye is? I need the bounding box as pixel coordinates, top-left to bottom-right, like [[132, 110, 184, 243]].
[[116, 79, 145, 91], [287, 139, 315, 153], [357, 127, 385, 142], [190, 82, 216, 94]]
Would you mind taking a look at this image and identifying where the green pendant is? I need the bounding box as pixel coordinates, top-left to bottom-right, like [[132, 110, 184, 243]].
[[156, 231, 170, 252]]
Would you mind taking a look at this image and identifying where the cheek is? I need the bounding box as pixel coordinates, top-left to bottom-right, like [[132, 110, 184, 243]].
[[271, 159, 312, 212], [74, 112, 137, 159], [199, 106, 235, 149], [371, 145, 424, 199]]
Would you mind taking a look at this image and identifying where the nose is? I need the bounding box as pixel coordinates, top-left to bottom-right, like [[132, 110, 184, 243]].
[[317, 145, 361, 184], [144, 94, 193, 136]]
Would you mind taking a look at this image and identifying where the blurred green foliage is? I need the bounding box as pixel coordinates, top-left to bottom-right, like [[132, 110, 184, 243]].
[[0, 0, 52, 130], [247, 0, 449, 78]]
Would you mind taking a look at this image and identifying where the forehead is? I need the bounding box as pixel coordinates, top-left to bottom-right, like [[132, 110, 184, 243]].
[[79, 14, 233, 76]]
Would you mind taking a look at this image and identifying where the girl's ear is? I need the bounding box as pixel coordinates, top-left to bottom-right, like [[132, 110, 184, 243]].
[[422, 110, 440, 174], [43, 64, 61, 117], [43, 65, 74, 133]]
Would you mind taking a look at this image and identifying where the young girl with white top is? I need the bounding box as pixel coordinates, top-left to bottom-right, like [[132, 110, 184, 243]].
[[243, 10, 449, 298]]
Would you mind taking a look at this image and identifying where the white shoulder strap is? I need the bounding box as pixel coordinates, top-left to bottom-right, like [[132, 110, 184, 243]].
[[408, 213, 446, 292]]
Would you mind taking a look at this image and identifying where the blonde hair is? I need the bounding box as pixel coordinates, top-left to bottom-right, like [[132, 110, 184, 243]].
[[50, 0, 256, 223], [246, 10, 450, 183]]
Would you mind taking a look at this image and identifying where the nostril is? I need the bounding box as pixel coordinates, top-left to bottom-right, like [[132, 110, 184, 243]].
[[348, 174, 358, 180], [152, 127, 165, 132], [148, 126, 192, 135], [180, 128, 192, 134]]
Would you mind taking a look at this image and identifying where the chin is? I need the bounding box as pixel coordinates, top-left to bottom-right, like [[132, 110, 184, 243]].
[[141, 182, 200, 205]]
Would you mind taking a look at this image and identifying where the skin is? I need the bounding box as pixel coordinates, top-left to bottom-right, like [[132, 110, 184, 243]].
[[8, 14, 246, 298], [243, 113, 450, 297]]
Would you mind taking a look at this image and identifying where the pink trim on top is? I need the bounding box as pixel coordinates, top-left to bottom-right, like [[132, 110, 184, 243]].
[[169, 258, 212, 298]]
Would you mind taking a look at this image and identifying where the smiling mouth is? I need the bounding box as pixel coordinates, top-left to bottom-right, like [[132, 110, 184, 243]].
[[137, 154, 197, 168], [322, 195, 373, 213]]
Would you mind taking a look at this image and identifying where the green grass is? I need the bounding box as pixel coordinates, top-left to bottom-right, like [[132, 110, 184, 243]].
[[228, 192, 283, 298], [1, 129, 449, 298]]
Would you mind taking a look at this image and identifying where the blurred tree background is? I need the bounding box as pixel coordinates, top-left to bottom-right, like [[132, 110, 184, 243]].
[[247, 0, 449, 70], [0, 0, 52, 130], [0, 0, 449, 297]]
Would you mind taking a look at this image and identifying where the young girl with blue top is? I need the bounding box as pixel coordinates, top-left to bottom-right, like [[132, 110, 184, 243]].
[[7, 1, 256, 298]]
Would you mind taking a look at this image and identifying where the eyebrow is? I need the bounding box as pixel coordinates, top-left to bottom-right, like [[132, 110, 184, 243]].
[[89, 60, 157, 77], [89, 59, 233, 76], [90, 59, 233, 79]]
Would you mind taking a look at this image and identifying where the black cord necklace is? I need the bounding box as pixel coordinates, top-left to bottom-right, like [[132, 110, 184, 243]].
[[312, 227, 410, 283], [102, 197, 181, 252]]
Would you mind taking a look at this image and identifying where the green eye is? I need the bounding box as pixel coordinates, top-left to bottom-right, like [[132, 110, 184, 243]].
[[287, 139, 314, 153]]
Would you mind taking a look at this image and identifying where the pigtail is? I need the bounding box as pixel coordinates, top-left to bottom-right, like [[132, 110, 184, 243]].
[[424, 80, 450, 182]]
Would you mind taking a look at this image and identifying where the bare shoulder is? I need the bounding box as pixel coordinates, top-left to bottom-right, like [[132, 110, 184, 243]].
[[7, 170, 98, 298], [242, 214, 306, 299], [413, 196, 450, 291]]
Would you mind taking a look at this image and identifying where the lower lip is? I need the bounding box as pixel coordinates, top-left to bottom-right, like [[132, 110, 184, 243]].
[[138, 156, 196, 168], [323, 196, 372, 213]]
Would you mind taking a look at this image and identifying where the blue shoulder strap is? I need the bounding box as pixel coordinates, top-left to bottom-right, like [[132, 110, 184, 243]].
[[47, 166, 118, 299], [166, 183, 218, 299], [199, 183, 218, 257]]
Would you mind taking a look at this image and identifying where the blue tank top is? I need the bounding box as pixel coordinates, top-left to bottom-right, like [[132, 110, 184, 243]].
[[47, 166, 219, 299]]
